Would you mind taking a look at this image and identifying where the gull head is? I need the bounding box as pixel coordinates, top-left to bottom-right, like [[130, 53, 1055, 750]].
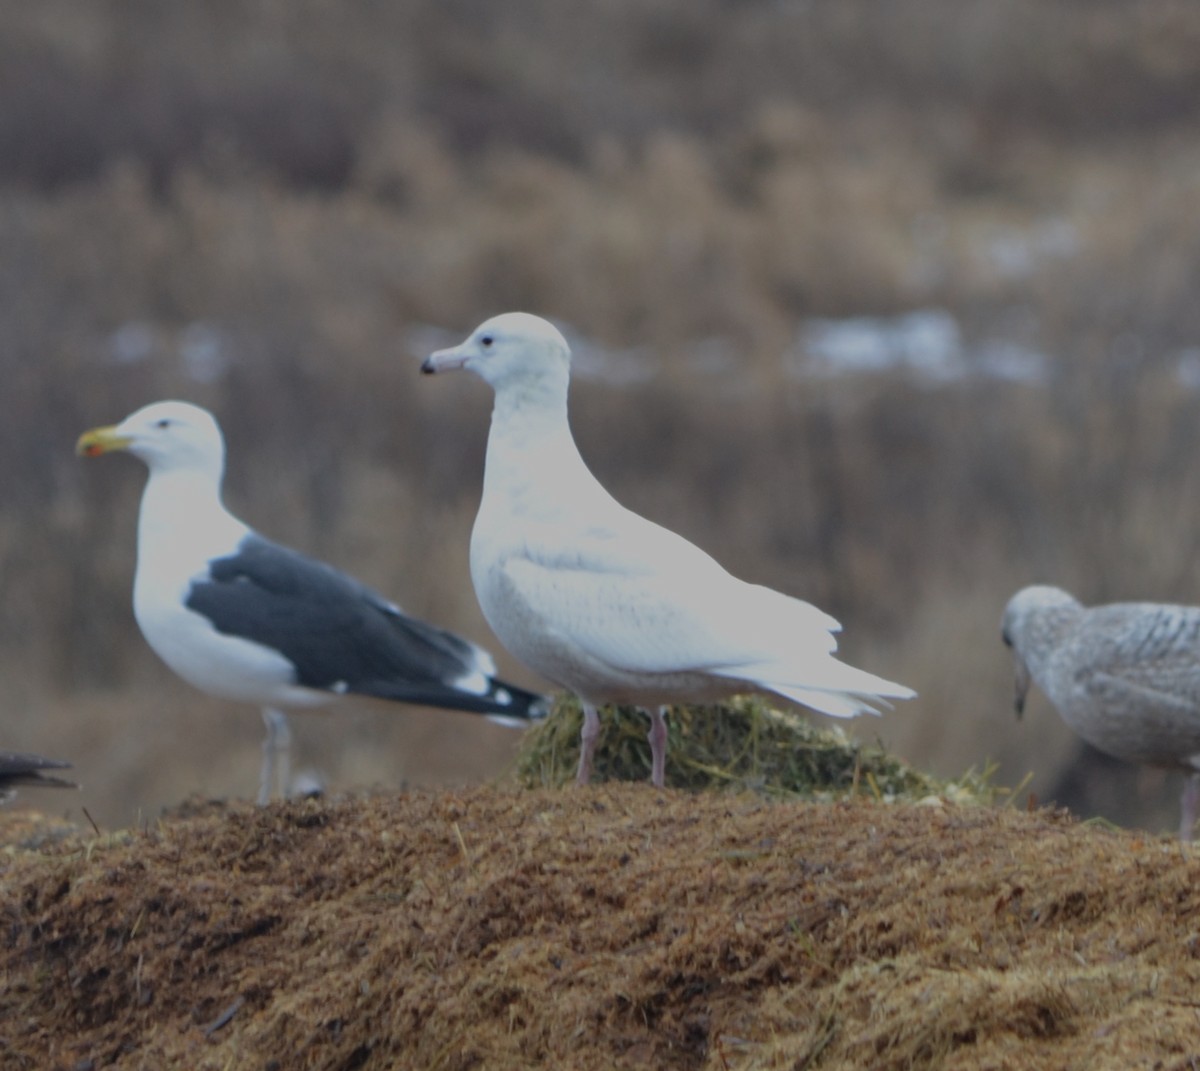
[[1001, 584, 1078, 719], [77, 400, 226, 476], [421, 312, 570, 391]]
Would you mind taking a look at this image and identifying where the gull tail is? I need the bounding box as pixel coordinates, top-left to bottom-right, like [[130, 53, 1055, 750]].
[[725, 659, 916, 720]]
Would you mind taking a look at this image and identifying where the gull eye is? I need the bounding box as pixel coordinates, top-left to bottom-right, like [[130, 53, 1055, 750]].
[[480, 334, 495, 349], [155, 419, 172, 429]]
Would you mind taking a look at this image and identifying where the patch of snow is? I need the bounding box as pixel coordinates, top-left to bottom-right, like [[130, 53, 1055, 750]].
[[108, 321, 157, 365], [974, 339, 1050, 385], [980, 218, 1081, 281], [786, 308, 1052, 387], [560, 327, 659, 386], [1174, 348, 1200, 390], [178, 322, 231, 384], [788, 309, 966, 383]]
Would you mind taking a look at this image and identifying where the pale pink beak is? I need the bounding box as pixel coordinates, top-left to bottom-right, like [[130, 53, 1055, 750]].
[[420, 345, 470, 374]]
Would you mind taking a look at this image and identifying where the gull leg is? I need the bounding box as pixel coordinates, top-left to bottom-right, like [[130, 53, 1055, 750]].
[[259, 707, 292, 805], [647, 706, 669, 788], [577, 702, 601, 785], [1181, 772, 1200, 842]]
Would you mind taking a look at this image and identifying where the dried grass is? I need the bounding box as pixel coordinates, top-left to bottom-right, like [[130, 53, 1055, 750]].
[[514, 696, 996, 807], [4, 787, 1200, 1070]]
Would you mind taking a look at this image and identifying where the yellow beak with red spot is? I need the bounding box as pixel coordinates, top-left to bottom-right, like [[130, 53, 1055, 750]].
[[76, 424, 134, 458]]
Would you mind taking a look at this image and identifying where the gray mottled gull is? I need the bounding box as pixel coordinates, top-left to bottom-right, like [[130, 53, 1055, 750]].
[[77, 400, 547, 804], [0, 753, 75, 801], [1002, 584, 1200, 840], [421, 312, 915, 787]]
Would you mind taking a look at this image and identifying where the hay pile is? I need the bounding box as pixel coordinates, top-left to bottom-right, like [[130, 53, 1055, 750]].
[[515, 696, 995, 804], [4, 786, 1200, 1070]]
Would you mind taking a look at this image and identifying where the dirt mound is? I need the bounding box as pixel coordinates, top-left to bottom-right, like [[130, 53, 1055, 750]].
[[3, 787, 1200, 1070]]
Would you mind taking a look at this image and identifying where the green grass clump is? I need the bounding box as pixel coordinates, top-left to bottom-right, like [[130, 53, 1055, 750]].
[[514, 695, 996, 804]]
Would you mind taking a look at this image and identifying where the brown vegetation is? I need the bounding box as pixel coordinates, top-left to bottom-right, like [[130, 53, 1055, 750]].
[[4, 2, 1200, 835], [6, 786, 1200, 1070], [513, 697, 996, 805]]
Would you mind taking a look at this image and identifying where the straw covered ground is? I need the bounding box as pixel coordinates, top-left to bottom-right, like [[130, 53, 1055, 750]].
[[5, 781, 1200, 1069]]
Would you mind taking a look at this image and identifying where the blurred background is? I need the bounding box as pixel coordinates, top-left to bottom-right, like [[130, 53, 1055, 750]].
[[5, 0, 1200, 831]]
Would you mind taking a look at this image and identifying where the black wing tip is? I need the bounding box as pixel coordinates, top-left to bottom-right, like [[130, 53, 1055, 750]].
[[484, 691, 549, 728], [486, 680, 551, 721], [0, 752, 71, 768], [345, 677, 550, 720], [0, 754, 76, 791], [14, 774, 79, 790]]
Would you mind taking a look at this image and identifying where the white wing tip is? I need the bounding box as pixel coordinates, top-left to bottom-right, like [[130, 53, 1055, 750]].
[[454, 669, 491, 697], [468, 643, 499, 678]]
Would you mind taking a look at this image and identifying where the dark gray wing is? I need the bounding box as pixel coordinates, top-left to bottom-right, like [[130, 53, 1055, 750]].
[[185, 535, 545, 719], [0, 753, 75, 790]]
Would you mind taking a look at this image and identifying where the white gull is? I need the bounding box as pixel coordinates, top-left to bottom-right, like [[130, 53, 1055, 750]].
[[422, 312, 915, 787]]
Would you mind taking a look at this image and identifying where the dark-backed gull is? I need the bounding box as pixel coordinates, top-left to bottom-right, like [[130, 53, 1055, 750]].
[[78, 401, 545, 803]]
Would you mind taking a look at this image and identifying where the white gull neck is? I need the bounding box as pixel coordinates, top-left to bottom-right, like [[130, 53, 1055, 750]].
[[135, 466, 248, 594], [479, 365, 596, 513]]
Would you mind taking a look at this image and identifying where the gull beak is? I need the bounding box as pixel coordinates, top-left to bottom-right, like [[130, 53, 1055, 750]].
[[1012, 655, 1031, 720], [420, 344, 470, 375], [76, 424, 133, 458]]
